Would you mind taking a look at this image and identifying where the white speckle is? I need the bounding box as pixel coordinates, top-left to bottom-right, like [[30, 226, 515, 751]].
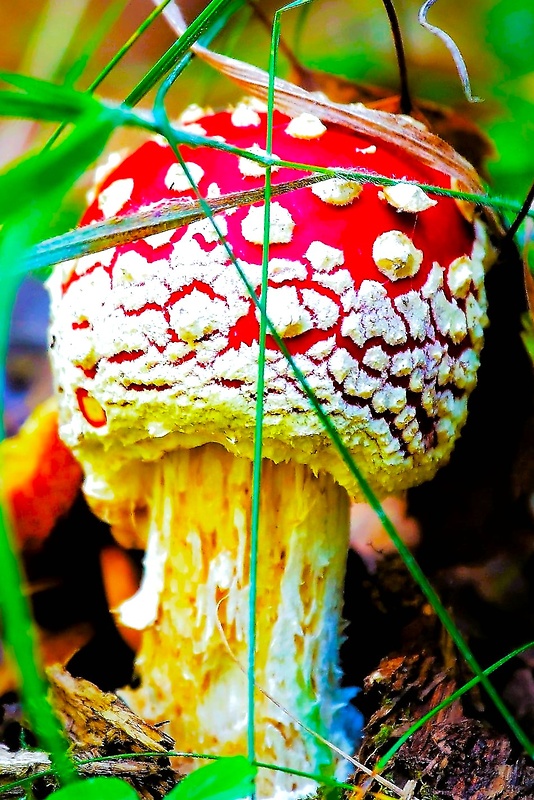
[[168, 289, 229, 345], [150, 133, 169, 148], [75, 248, 115, 278], [285, 113, 327, 140], [182, 122, 207, 136], [207, 183, 221, 198], [394, 291, 432, 341], [301, 289, 339, 329], [268, 258, 307, 283], [394, 406, 416, 429], [116, 279, 171, 312], [341, 280, 407, 347], [340, 289, 357, 313], [406, 432, 425, 455], [437, 353, 454, 385], [362, 345, 390, 372], [89, 151, 124, 203], [165, 162, 205, 192], [328, 348, 359, 383], [314, 269, 353, 295], [260, 286, 312, 338], [366, 418, 392, 445], [448, 256, 474, 298], [436, 417, 455, 442], [241, 202, 295, 245], [238, 143, 279, 177], [453, 349, 480, 390], [231, 102, 261, 127], [145, 229, 175, 248], [307, 336, 336, 360], [380, 183, 437, 213], [344, 370, 382, 399], [305, 241, 344, 272], [421, 387, 437, 417], [421, 262, 444, 299], [113, 251, 166, 286], [179, 104, 209, 124], [436, 390, 457, 420], [312, 177, 362, 206], [355, 145, 376, 154], [409, 368, 424, 392], [372, 386, 407, 414], [431, 290, 467, 343], [391, 351, 413, 377], [372, 230, 423, 281], [412, 348, 425, 368], [465, 293, 488, 345], [166, 342, 190, 361], [97, 178, 134, 218], [424, 342, 445, 380], [192, 215, 228, 244], [401, 419, 420, 444]]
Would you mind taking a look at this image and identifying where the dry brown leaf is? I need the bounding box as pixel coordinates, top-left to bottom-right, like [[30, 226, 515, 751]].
[[285, 67, 494, 177], [158, 2, 501, 234]]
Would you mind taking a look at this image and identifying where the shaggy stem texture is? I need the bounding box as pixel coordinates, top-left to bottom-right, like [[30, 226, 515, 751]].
[[87, 444, 356, 798]]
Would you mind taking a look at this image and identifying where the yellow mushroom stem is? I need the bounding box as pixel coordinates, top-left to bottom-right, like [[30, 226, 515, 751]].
[[85, 443, 356, 798]]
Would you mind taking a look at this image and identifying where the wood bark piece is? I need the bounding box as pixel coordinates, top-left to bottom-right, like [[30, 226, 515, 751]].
[[354, 556, 534, 799], [47, 665, 174, 755], [0, 665, 178, 799], [0, 747, 177, 799]]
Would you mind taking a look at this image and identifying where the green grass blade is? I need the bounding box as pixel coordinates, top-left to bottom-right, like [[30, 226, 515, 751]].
[[0, 71, 94, 106], [0, 232, 78, 786], [0, 90, 91, 123], [0, 109, 119, 786], [124, 0, 244, 107], [85, 0, 174, 94], [0, 72, 99, 123], [247, 0, 314, 773], [0, 503, 78, 786], [64, 0, 131, 88], [45, 0, 174, 150], [19, 175, 324, 273]]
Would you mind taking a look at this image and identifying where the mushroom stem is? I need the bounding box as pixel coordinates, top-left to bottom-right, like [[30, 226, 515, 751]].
[[88, 443, 357, 798]]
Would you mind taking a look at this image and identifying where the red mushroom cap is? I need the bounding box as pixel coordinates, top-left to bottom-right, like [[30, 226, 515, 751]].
[[48, 100, 492, 498]]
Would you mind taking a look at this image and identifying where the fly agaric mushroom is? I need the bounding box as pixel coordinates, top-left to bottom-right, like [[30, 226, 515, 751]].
[[48, 99, 493, 797]]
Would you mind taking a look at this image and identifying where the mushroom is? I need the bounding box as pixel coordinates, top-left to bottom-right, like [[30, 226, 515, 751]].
[[47, 100, 493, 797], [2, 396, 82, 551]]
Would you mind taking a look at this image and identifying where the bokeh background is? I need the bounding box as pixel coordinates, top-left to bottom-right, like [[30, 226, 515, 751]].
[[1, 0, 534, 432]]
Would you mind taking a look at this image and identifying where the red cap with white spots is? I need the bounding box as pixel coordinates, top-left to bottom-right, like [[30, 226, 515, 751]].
[[49, 98, 492, 498]]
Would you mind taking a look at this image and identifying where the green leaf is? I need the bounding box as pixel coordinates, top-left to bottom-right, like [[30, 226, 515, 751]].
[[0, 71, 100, 121], [0, 110, 115, 225], [51, 777, 140, 799], [125, 0, 244, 107], [166, 756, 257, 800]]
